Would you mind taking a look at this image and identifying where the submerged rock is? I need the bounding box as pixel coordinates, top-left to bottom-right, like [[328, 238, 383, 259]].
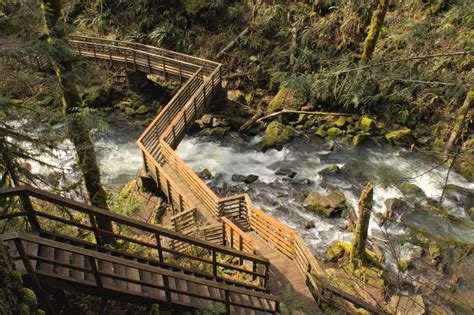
[[304, 220, 315, 229], [274, 168, 297, 178], [319, 164, 340, 175], [262, 121, 293, 152], [304, 190, 347, 218], [198, 168, 212, 180], [385, 128, 413, 146], [244, 174, 259, 184], [398, 183, 425, 198], [231, 174, 246, 182]]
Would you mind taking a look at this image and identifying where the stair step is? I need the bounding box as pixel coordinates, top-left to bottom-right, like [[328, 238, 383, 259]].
[[112, 263, 127, 289]]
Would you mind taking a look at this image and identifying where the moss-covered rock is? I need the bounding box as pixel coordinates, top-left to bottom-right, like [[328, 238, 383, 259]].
[[333, 116, 347, 127], [266, 87, 306, 114], [385, 128, 413, 146], [135, 105, 149, 115], [16, 303, 30, 315], [314, 127, 327, 138], [208, 127, 229, 136], [469, 207, 474, 221], [304, 190, 347, 218], [326, 127, 344, 138], [319, 164, 340, 175], [20, 288, 37, 309], [326, 241, 351, 262], [398, 183, 424, 197], [262, 121, 293, 152], [359, 116, 376, 131], [304, 220, 315, 229], [398, 259, 411, 272], [352, 132, 370, 147], [124, 107, 135, 116]]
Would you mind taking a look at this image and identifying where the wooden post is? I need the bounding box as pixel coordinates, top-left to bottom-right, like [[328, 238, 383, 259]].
[[229, 229, 234, 249], [14, 239, 54, 314], [183, 110, 188, 130], [252, 261, 257, 281], [166, 180, 174, 214], [108, 45, 112, 61], [172, 125, 177, 149], [156, 233, 164, 263], [142, 151, 149, 173], [179, 63, 183, 84], [222, 222, 226, 246], [178, 195, 184, 213], [88, 256, 103, 290], [132, 50, 137, 71], [162, 275, 172, 309], [225, 290, 231, 314], [193, 98, 198, 120], [77, 43, 82, 56], [147, 54, 151, 73], [212, 249, 217, 277], [124, 50, 128, 69], [239, 235, 243, 265]]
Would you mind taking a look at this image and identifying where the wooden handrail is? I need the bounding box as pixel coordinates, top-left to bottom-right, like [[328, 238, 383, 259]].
[[2, 232, 280, 313], [0, 186, 269, 287]]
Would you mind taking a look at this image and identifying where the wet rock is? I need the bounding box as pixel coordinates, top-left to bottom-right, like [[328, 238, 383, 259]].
[[387, 295, 425, 315], [299, 178, 312, 185], [208, 127, 229, 136], [443, 184, 474, 206], [326, 127, 344, 138], [385, 128, 413, 146], [429, 242, 442, 264], [333, 116, 346, 128], [470, 207, 474, 221], [274, 168, 297, 178], [398, 183, 425, 198], [262, 121, 293, 152], [352, 132, 370, 147], [198, 168, 212, 180], [325, 241, 350, 262], [304, 190, 347, 218], [384, 198, 411, 220], [227, 89, 245, 103], [231, 174, 246, 182], [212, 117, 228, 128], [200, 114, 213, 126], [327, 140, 335, 151], [319, 164, 340, 175], [304, 220, 315, 229], [244, 174, 259, 184]]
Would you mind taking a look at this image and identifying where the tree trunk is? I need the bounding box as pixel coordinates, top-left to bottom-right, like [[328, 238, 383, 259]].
[[350, 182, 374, 269], [361, 0, 389, 62], [38, 0, 114, 243], [444, 88, 473, 156], [0, 138, 20, 187]]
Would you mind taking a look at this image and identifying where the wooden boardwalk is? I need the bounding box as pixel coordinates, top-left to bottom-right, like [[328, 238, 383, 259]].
[[5, 35, 409, 314]]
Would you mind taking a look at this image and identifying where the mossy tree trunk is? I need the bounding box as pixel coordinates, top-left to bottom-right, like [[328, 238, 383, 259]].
[[350, 182, 373, 269], [38, 0, 114, 243], [444, 88, 473, 156], [361, 0, 389, 62], [0, 138, 20, 187]]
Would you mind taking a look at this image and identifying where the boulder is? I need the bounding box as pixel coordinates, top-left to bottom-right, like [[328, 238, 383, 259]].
[[325, 241, 350, 262], [244, 174, 259, 184], [266, 87, 306, 114], [326, 127, 344, 138], [304, 191, 347, 218], [124, 107, 135, 116], [359, 116, 376, 131], [227, 89, 245, 103], [327, 140, 335, 151], [208, 127, 229, 136], [384, 198, 411, 220], [274, 168, 297, 178], [200, 114, 213, 126], [385, 128, 413, 146], [262, 121, 293, 152], [387, 295, 425, 315]]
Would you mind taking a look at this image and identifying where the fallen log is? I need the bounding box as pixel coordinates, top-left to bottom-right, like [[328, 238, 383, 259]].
[[216, 27, 250, 59], [256, 109, 352, 123], [239, 101, 265, 133]]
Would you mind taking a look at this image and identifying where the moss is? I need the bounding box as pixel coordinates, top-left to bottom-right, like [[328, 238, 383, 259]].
[[326, 127, 344, 138], [208, 127, 229, 136], [429, 242, 442, 261], [385, 128, 413, 146], [180, 0, 207, 15], [262, 121, 293, 152], [398, 183, 424, 196], [361, 0, 389, 62], [36, 310, 46, 315], [398, 259, 411, 272], [469, 208, 474, 221], [326, 241, 351, 262], [20, 288, 37, 308], [16, 303, 30, 315], [266, 87, 306, 114]]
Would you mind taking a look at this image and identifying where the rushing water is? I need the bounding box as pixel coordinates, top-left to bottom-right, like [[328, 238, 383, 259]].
[[175, 133, 474, 257]]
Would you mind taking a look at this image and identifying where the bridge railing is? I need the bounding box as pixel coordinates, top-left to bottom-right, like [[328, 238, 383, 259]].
[[3, 232, 280, 313], [0, 186, 269, 289]]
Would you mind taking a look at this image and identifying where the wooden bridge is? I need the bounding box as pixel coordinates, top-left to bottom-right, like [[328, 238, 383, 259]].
[[0, 36, 382, 314]]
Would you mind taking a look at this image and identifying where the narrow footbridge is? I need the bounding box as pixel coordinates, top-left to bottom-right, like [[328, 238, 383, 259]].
[[0, 36, 380, 314]]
